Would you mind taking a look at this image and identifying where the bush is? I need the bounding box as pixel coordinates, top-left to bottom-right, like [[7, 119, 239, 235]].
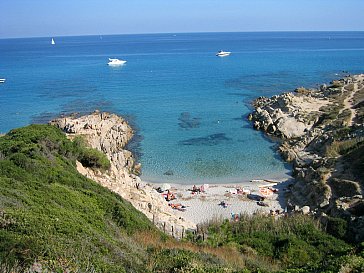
[[330, 80, 343, 88], [190, 214, 353, 271], [78, 147, 110, 170], [326, 217, 348, 239]]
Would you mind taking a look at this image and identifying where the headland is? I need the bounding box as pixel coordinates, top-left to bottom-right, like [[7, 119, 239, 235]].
[[250, 74, 364, 242]]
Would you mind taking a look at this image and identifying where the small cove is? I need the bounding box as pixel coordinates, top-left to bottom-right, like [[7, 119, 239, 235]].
[[0, 32, 364, 184]]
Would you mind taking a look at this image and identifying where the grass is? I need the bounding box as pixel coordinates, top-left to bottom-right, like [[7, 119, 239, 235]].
[[188, 214, 363, 272], [325, 138, 363, 158]]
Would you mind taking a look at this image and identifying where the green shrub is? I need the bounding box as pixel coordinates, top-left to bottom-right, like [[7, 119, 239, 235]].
[[78, 146, 111, 170], [326, 216, 348, 239], [191, 214, 353, 271], [148, 248, 231, 273], [325, 138, 364, 158]]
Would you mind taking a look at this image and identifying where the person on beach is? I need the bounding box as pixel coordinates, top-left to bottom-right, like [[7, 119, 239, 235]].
[[166, 190, 176, 201], [231, 213, 239, 222], [219, 201, 228, 208], [190, 185, 201, 194], [169, 203, 186, 211]]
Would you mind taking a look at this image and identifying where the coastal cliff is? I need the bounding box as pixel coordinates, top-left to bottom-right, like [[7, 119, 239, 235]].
[[50, 111, 195, 236], [250, 74, 364, 242]]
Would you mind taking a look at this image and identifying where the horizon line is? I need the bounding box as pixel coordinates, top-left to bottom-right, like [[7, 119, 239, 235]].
[[1, 30, 364, 40]]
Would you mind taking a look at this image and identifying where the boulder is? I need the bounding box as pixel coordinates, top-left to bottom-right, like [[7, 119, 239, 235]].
[[301, 206, 310, 214]]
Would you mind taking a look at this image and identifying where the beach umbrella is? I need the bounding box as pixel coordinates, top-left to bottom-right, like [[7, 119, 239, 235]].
[[161, 183, 171, 191], [259, 187, 274, 197]]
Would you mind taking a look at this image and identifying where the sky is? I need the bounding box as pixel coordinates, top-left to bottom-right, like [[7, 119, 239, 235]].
[[1, 0, 364, 38]]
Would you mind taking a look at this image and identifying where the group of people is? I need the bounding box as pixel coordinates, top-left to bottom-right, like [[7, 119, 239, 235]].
[[191, 185, 201, 193], [189, 184, 209, 194], [158, 189, 188, 212]]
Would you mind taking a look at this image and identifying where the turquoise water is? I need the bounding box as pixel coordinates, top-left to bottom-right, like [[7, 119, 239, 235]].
[[1, 32, 364, 183]]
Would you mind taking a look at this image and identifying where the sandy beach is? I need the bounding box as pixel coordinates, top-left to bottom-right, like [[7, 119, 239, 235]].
[[148, 178, 293, 225]]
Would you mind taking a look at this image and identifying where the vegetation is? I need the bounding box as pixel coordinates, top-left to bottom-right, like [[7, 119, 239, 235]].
[[353, 86, 364, 123], [73, 135, 111, 170], [330, 80, 343, 89], [187, 215, 364, 273], [0, 125, 154, 272], [0, 124, 363, 272], [344, 83, 355, 92], [325, 138, 364, 158]]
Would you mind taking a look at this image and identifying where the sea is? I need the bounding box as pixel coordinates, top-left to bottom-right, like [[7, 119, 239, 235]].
[[1, 32, 364, 184]]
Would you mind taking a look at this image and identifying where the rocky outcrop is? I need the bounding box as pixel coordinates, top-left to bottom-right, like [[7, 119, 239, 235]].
[[250, 92, 329, 139], [250, 74, 364, 242], [51, 111, 195, 237]]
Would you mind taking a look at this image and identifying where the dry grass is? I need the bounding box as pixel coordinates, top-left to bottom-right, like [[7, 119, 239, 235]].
[[325, 138, 364, 158], [133, 230, 246, 269], [344, 83, 355, 92], [330, 80, 343, 88]]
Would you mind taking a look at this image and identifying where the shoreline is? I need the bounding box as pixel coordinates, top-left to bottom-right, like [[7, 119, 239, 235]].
[[49, 73, 364, 238], [145, 178, 293, 225], [141, 171, 292, 185]]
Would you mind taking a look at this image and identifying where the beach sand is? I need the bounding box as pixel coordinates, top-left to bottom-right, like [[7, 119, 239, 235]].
[[148, 178, 293, 225]]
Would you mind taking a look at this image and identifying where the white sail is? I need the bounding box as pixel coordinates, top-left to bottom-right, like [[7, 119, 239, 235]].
[[51, 38, 55, 45]]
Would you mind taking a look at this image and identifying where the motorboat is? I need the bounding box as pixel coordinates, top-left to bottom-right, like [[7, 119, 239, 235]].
[[107, 58, 127, 66], [216, 50, 231, 57], [0, 79, 5, 83]]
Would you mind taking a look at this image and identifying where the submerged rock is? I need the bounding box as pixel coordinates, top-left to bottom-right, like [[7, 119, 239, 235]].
[[179, 133, 232, 146], [178, 112, 201, 129], [163, 170, 174, 176]]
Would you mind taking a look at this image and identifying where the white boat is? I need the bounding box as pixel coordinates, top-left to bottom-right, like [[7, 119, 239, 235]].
[[107, 58, 127, 66], [216, 50, 231, 57], [51, 38, 55, 45], [250, 179, 265, 183], [0, 79, 5, 83]]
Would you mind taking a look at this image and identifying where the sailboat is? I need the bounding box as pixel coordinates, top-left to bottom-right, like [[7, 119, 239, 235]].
[[51, 38, 55, 45]]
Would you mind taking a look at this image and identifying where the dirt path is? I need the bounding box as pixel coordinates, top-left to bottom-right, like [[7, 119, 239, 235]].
[[342, 82, 357, 126], [340, 74, 364, 126]]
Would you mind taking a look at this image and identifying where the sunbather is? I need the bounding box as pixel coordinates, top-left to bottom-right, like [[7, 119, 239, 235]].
[[166, 190, 176, 201], [168, 203, 186, 211]]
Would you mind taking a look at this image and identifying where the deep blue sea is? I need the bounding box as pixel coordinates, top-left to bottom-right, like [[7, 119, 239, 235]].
[[1, 32, 364, 184]]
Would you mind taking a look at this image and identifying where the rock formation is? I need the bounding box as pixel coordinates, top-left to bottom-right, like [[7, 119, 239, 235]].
[[51, 111, 195, 237], [250, 74, 364, 242]]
